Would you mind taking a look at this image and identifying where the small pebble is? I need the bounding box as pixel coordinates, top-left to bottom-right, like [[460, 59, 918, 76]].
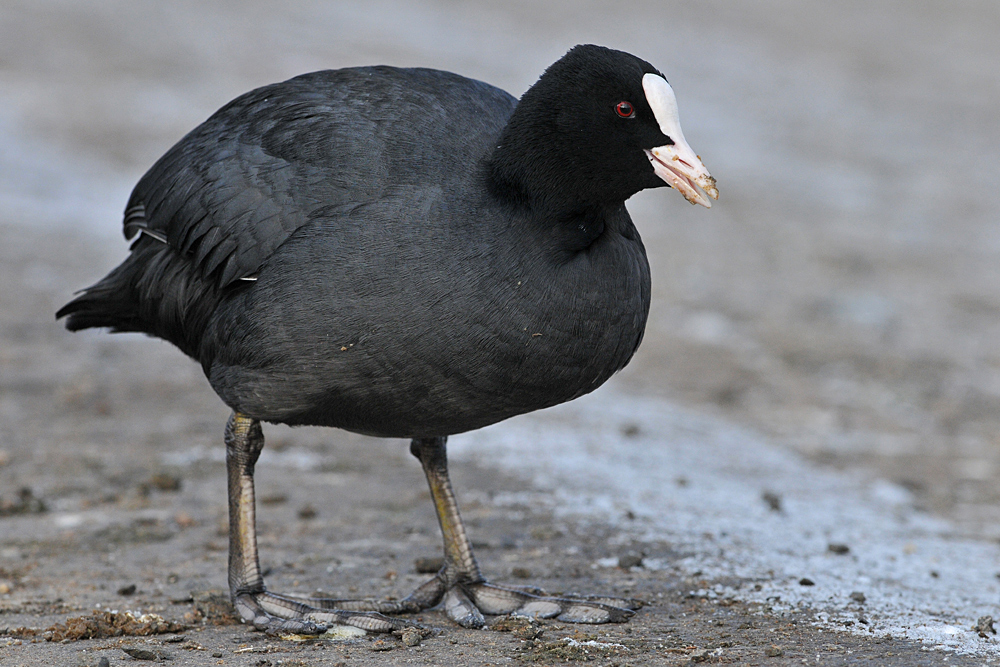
[[973, 615, 996, 638], [849, 591, 866, 604], [511, 566, 532, 579], [122, 646, 172, 661], [117, 583, 137, 596], [827, 543, 850, 555], [297, 505, 317, 520], [689, 647, 709, 662], [0, 487, 47, 516], [401, 627, 422, 647], [99, 658, 110, 667], [620, 423, 640, 437], [369, 638, 395, 652], [798, 578, 815, 586], [148, 472, 182, 491], [173, 511, 196, 528], [765, 645, 784, 657], [491, 616, 543, 640], [618, 553, 643, 569], [761, 491, 782, 512]]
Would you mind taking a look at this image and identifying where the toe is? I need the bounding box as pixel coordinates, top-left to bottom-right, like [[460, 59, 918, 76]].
[[574, 595, 643, 611], [467, 583, 528, 615], [309, 610, 413, 633], [557, 601, 635, 624], [262, 617, 328, 635], [463, 581, 639, 624], [444, 588, 486, 628], [515, 598, 563, 619]]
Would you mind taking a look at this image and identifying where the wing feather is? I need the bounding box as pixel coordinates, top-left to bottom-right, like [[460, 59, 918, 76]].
[[119, 67, 517, 287]]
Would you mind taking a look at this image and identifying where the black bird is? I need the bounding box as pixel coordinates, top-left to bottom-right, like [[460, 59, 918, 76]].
[[57, 44, 717, 634]]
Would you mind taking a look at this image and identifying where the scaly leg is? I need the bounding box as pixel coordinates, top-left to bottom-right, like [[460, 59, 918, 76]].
[[405, 436, 641, 628], [224, 412, 411, 633]]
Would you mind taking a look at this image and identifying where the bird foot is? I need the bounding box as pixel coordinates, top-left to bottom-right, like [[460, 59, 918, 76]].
[[233, 589, 417, 635], [436, 579, 641, 628], [231, 580, 638, 634]]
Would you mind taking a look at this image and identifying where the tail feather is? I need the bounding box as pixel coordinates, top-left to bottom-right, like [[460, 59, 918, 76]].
[[56, 237, 226, 360]]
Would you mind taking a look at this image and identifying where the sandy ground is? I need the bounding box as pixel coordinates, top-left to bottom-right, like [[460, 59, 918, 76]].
[[2, 1, 1000, 664]]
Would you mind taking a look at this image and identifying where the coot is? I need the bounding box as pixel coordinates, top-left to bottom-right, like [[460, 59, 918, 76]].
[[58, 44, 717, 633]]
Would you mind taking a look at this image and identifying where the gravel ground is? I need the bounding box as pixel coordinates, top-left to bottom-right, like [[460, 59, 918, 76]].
[[2, 1, 999, 664]]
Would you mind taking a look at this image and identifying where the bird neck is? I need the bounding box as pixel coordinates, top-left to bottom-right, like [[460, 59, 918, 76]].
[[488, 141, 628, 226]]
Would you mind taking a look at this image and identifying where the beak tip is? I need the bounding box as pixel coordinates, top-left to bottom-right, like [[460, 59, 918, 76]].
[[699, 175, 720, 201], [647, 147, 719, 209]]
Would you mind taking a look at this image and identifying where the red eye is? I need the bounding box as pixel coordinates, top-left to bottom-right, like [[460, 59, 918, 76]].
[[616, 101, 635, 118]]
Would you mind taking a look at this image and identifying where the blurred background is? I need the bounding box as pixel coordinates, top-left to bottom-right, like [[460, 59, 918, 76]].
[[1, 0, 998, 543]]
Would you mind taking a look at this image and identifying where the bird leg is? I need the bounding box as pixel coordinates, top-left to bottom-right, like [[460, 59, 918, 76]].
[[225, 412, 412, 634], [406, 436, 641, 628], [224, 415, 637, 633]]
